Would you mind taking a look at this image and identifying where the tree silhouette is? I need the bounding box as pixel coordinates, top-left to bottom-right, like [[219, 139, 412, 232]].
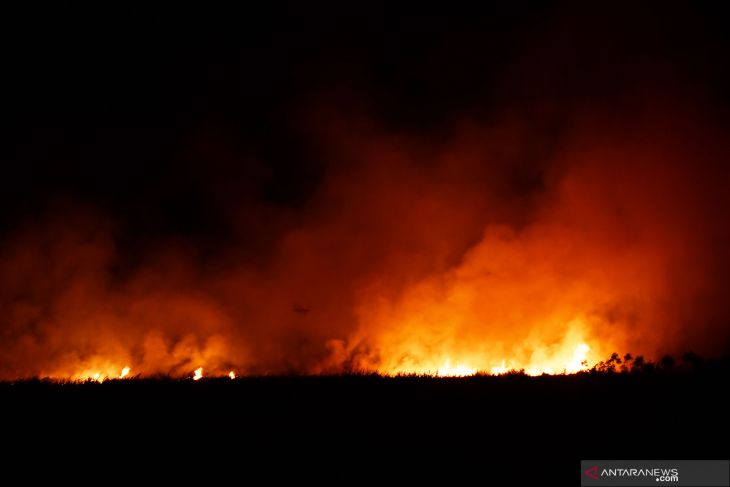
[[632, 355, 645, 372], [681, 352, 703, 371], [659, 355, 675, 371]]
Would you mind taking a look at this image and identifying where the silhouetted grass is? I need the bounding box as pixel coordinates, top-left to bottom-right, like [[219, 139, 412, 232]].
[[2, 353, 726, 483]]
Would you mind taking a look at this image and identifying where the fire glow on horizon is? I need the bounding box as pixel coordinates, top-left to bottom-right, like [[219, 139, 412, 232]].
[[2, 2, 730, 385], [46, 342, 594, 382], [1, 97, 729, 382]]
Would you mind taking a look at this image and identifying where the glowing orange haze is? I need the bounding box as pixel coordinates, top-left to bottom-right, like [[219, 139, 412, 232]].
[[0, 106, 729, 380]]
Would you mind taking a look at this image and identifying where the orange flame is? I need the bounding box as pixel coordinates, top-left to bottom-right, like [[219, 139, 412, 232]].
[[437, 360, 476, 377], [1, 103, 728, 381]]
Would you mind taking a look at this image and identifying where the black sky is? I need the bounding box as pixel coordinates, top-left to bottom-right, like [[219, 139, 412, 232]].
[[4, 2, 729, 245]]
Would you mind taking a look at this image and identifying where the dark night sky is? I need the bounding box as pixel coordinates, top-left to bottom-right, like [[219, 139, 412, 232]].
[[4, 2, 729, 242]]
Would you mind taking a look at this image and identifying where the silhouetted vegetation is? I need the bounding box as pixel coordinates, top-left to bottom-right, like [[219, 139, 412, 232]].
[[0, 352, 727, 484], [590, 351, 723, 375]]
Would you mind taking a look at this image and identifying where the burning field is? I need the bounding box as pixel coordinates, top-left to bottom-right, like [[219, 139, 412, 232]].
[[2, 3, 730, 477], [2, 94, 729, 381]]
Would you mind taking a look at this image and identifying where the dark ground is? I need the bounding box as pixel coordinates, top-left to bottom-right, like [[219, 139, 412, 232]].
[[2, 368, 728, 483]]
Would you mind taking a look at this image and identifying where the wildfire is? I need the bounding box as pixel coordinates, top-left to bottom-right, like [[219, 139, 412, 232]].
[[523, 343, 592, 376], [63, 365, 133, 382], [49, 335, 594, 381], [437, 359, 477, 377], [375, 335, 595, 377], [565, 343, 590, 374], [2, 95, 724, 385], [491, 361, 508, 375]]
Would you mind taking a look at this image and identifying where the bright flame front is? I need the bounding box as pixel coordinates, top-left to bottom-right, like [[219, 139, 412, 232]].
[[437, 359, 476, 377]]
